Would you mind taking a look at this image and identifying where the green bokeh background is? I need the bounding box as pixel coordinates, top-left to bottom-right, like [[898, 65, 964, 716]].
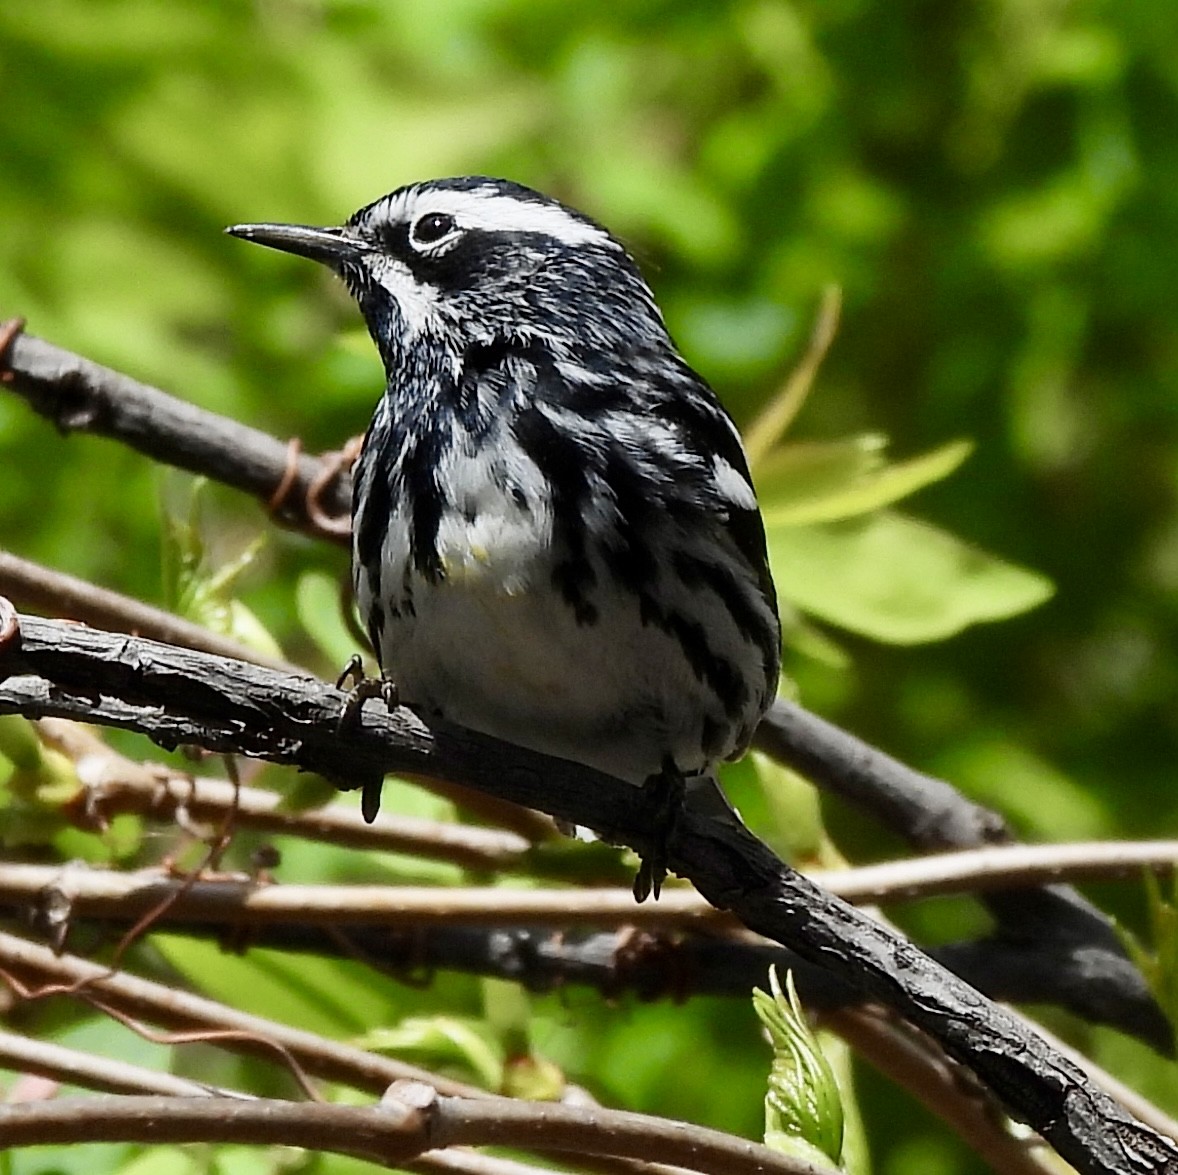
[[2, 2, 1178, 1172]]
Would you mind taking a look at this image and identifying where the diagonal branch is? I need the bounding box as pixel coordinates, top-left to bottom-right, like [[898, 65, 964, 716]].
[[0, 614, 1175, 1174], [1, 328, 350, 540], [1, 328, 1156, 1050]]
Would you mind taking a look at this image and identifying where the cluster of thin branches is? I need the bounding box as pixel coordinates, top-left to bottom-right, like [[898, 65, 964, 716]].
[[0, 320, 1177, 1175]]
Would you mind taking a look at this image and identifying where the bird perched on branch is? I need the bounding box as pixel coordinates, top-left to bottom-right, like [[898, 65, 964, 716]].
[[229, 177, 781, 898]]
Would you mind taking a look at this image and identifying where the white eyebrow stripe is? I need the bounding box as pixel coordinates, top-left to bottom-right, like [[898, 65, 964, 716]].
[[391, 188, 617, 250]]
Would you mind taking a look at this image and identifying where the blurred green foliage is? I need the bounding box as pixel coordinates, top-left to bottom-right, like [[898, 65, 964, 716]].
[[2, 1, 1178, 1172]]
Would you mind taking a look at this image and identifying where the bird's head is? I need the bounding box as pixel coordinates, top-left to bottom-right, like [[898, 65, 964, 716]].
[[228, 176, 665, 375]]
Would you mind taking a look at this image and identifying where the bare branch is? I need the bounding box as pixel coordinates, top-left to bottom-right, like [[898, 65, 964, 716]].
[[5, 835, 1178, 937], [40, 718, 537, 873], [1, 863, 1156, 1049], [0, 861, 730, 929], [0, 326, 1149, 1031], [0, 1090, 833, 1175], [817, 840, 1178, 901], [0, 1037, 564, 1175], [0, 550, 298, 672], [0, 1095, 413, 1166], [420, 1090, 835, 1175], [2, 328, 350, 541], [0, 1027, 235, 1099], [0, 616, 1174, 1174], [0, 928, 485, 1098]]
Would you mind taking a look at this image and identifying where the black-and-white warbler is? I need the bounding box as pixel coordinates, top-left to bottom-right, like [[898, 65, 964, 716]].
[[229, 177, 781, 895]]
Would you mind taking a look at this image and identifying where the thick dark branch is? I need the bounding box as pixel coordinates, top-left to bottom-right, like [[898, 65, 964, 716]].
[[18, 892, 1157, 1044], [755, 700, 1172, 1052], [0, 329, 1155, 1045], [0, 616, 1174, 1175]]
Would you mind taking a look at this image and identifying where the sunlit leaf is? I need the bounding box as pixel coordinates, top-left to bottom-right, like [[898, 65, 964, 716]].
[[154, 937, 395, 1039], [769, 511, 1054, 643], [754, 967, 845, 1169], [757, 437, 971, 525]]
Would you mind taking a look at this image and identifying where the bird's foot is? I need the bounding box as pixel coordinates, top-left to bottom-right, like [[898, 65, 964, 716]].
[[633, 761, 686, 903], [335, 655, 400, 824], [335, 654, 400, 731]]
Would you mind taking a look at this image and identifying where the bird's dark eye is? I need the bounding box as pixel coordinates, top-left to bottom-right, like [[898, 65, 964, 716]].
[[412, 212, 457, 245]]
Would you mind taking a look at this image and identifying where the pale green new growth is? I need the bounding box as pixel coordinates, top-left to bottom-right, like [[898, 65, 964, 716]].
[[753, 966, 845, 1169], [160, 477, 283, 660]]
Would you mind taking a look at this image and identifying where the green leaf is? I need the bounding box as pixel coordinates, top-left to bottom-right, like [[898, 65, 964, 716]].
[[153, 937, 395, 1039], [116, 1149, 201, 1175], [159, 479, 283, 660], [759, 438, 973, 526], [768, 510, 1053, 644], [745, 752, 830, 866], [358, 1016, 503, 1090]]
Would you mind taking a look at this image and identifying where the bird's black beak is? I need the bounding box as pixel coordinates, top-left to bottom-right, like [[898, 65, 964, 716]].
[[225, 222, 366, 268]]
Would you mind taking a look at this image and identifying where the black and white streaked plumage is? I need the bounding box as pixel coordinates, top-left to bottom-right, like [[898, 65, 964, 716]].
[[229, 177, 781, 880]]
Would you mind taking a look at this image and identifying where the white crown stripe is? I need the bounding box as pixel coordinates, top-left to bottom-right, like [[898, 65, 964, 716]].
[[379, 188, 616, 250]]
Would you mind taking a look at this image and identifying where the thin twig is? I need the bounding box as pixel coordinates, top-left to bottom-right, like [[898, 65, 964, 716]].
[[4, 871, 1159, 1043], [421, 1089, 833, 1175], [4, 837, 1178, 935], [0, 618, 1174, 1174], [0, 1091, 832, 1175], [0, 862, 729, 929], [817, 840, 1178, 900], [39, 718, 538, 871], [0, 929, 485, 1098], [0, 549, 299, 672], [0, 1027, 235, 1099], [0, 1032, 562, 1175], [0, 934, 684, 1175]]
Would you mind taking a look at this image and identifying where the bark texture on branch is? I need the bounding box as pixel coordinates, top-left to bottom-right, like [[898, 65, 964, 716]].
[[0, 614, 1175, 1175], [1, 327, 1163, 1054], [2, 330, 350, 538]]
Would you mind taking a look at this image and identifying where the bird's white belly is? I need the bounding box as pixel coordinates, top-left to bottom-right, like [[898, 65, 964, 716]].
[[382, 570, 714, 785], [363, 451, 761, 785]]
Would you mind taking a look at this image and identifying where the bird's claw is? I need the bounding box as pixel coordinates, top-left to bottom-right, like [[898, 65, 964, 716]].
[[633, 762, 685, 903], [336, 655, 400, 732]]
